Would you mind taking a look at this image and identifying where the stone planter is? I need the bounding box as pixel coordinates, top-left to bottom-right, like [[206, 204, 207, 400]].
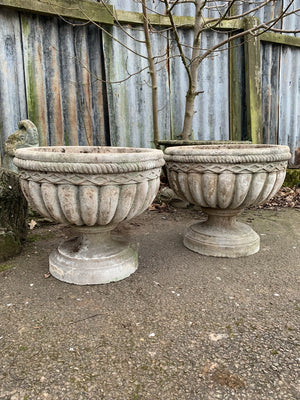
[[14, 146, 164, 284], [165, 144, 291, 257]]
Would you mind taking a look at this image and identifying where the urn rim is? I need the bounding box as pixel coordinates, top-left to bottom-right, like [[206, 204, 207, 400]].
[[14, 146, 165, 174], [15, 146, 164, 164], [164, 144, 291, 163]]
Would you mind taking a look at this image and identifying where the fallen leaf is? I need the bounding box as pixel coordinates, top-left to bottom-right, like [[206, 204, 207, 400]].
[[209, 333, 229, 341], [29, 220, 37, 230]]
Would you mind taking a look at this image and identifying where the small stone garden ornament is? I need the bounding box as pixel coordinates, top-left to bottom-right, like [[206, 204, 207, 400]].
[[14, 146, 164, 284], [3, 120, 39, 172], [165, 144, 291, 257]]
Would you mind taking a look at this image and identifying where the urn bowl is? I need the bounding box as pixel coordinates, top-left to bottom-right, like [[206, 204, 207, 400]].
[[165, 144, 291, 257], [14, 146, 164, 284]]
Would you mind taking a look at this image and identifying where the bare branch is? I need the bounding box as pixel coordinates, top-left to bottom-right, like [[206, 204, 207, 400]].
[[196, 7, 300, 65], [164, 0, 193, 85]]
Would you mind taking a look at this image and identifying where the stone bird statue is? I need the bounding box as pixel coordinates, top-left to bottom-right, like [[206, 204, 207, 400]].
[[3, 120, 39, 172]]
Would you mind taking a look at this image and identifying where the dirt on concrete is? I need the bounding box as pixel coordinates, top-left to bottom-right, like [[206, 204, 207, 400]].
[[0, 207, 299, 400]]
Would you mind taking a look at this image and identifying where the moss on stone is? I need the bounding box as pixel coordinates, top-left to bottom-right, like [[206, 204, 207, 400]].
[[283, 169, 300, 187], [0, 263, 13, 272], [0, 231, 22, 262], [0, 167, 27, 261]]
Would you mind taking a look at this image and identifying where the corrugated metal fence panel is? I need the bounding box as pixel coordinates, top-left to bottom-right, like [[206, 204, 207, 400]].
[[103, 24, 170, 147], [258, 0, 300, 162], [107, 0, 230, 143], [278, 0, 300, 164], [278, 44, 300, 164], [261, 41, 281, 144], [111, 0, 165, 14], [0, 9, 27, 158], [169, 28, 230, 140], [282, 0, 300, 37], [103, 0, 170, 147], [232, 1, 283, 143], [20, 12, 107, 147], [232, 1, 284, 23], [72, 23, 107, 146], [232, 0, 300, 160], [21, 14, 48, 145], [256, 0, 283, 143], [170, 1, 230, 18]]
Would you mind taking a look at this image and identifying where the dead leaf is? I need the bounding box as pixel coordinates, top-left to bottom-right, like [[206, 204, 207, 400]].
[[211, 367, 246, 389], [29, 220, 37, 230]]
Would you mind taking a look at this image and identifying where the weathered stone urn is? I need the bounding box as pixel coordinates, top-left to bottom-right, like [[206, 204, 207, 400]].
[[165, 144, 291, 257], [14, 146, 164, 284]]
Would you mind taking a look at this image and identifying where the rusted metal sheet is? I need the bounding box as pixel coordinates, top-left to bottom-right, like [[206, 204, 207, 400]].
[[0, 8, 27, 160], [20, 11, 107, 147]]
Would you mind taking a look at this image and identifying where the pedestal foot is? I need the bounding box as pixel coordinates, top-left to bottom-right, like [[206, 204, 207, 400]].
[[184, 209, 260, 258], [49, 226, 138, 285]]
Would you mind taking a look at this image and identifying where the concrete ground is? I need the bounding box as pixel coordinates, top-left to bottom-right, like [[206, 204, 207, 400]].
[[0, 207, 299, 400]]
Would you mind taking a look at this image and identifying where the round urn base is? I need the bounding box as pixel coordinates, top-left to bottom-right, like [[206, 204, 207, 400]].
[[183, 209, 260, 258], [49, 226, 138, 285]]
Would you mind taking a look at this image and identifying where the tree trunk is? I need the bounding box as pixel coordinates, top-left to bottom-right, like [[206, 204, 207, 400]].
[[142, 0, 160, 148], [181, 1, 205, 140]]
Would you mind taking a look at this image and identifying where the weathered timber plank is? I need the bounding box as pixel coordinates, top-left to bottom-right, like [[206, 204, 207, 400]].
[[0, 0, 114, 24], [261, 32, 300, 48], [115, 9, 244, 30], [229, 36, 247, 142], [244, 17, 263, 144]]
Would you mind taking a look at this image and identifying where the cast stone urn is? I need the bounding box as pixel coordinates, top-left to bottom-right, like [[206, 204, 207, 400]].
[[164, 144, 291, 257], [14, 146, 164, 284]]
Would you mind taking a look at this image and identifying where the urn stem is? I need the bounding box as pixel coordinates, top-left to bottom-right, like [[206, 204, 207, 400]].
[[202, 208, 241, 229]]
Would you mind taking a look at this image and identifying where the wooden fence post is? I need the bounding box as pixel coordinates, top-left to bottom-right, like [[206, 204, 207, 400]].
[[244, 17, 263, 144], [229, 36, 246, 142]]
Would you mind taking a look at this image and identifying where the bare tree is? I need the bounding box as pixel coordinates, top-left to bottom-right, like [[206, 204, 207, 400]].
[[158, 0, 299, 140]]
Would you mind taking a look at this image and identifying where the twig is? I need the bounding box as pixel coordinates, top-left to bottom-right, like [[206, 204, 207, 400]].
[[69, 313, 106, 325]]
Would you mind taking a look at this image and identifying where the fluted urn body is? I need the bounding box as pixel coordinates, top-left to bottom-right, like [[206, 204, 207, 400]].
[[14, 146, 164, 284], [165, 144, 291, 257]]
